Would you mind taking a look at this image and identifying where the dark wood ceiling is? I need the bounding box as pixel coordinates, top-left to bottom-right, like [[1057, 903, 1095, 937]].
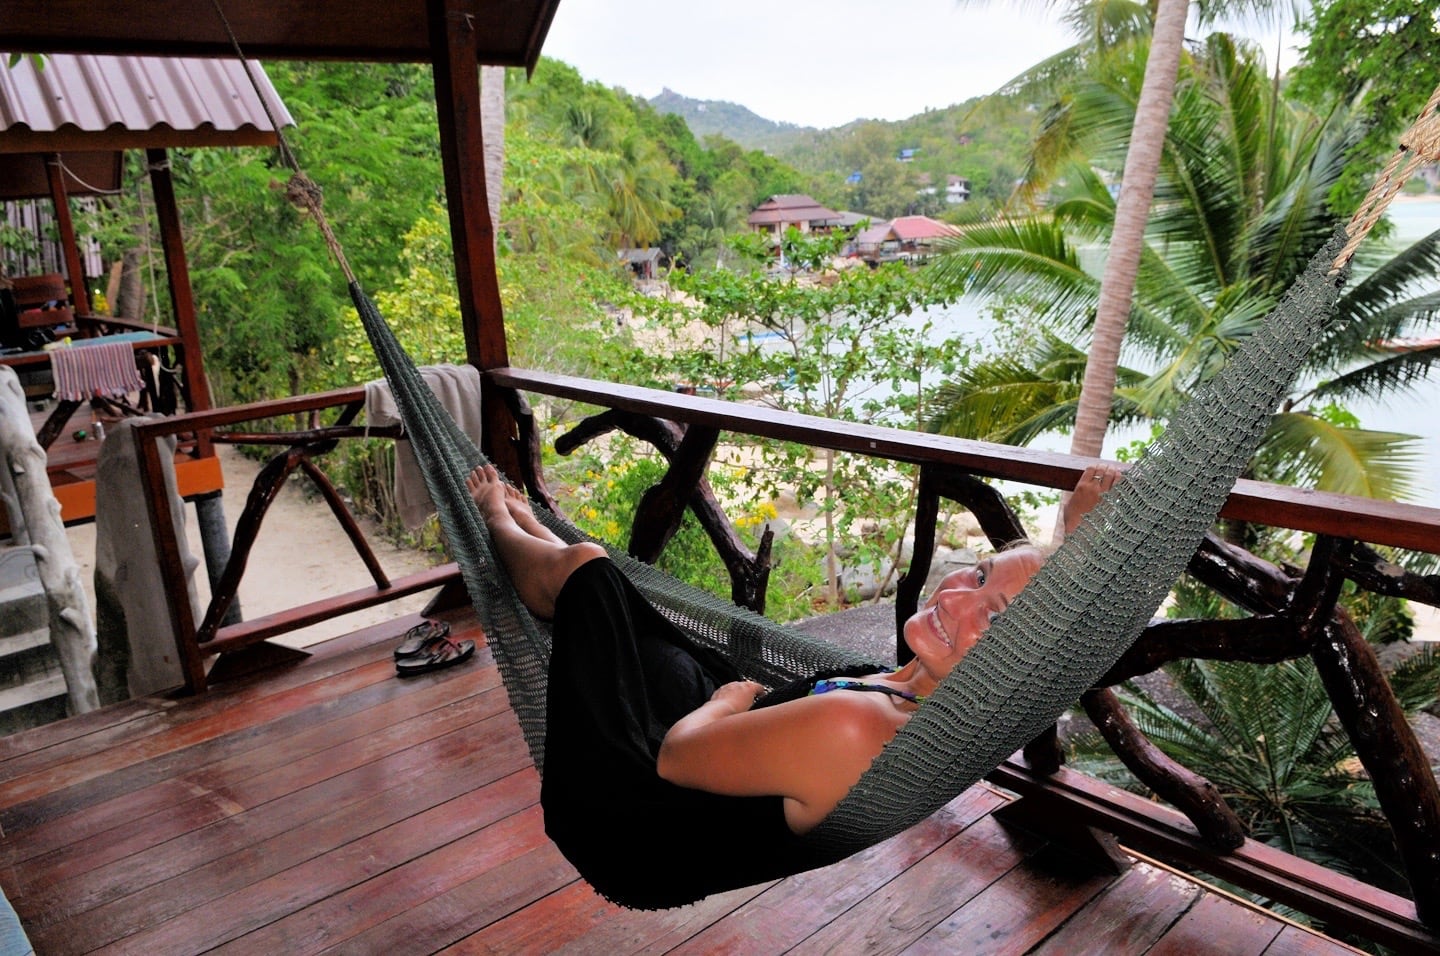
[[0, 0, 560, 68]]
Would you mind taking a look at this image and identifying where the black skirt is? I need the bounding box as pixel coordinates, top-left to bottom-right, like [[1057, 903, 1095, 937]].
[[539, 557, 834, 909]]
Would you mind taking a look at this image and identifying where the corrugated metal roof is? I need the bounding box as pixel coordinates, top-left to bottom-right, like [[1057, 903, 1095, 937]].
[[0, 53, 292, 153]]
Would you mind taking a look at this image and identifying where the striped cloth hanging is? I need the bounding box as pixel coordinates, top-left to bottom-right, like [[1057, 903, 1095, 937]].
[[50, 341, 141, 401]]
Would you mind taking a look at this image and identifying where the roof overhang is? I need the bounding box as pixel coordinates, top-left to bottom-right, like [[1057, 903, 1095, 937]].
[[0, 0, 561, 70], [0, 53, 295, 199]]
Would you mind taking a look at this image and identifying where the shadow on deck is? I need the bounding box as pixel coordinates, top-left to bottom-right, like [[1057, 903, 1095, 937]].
[[0, 610, 1362, 955]]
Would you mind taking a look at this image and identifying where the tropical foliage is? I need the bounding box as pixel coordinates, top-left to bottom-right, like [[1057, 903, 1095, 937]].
[[927, 34, 1439, 500], [623, 228, 969, 607]]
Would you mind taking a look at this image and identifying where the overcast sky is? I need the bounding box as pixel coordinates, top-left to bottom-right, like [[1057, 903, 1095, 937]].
[[541, 0, 1303, 129]]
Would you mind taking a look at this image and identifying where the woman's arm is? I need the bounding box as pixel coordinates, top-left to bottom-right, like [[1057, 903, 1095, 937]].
[[657, 681, 904, 833]]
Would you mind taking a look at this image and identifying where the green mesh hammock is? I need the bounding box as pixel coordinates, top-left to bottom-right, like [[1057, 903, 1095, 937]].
[[351, 227, 1350, 862]]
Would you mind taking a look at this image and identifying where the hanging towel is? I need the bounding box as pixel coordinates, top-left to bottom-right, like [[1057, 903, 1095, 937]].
[[51, 340, 141, 401], [364, 363, 484, 529]]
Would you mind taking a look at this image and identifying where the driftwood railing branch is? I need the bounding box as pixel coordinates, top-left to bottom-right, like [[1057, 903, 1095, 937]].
[[1080, 686, 1247, 849], [553, 407, 775, 612]]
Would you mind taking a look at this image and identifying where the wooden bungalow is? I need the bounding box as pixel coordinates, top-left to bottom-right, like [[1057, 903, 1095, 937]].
[[1, 2, 1439, 953], [747, 194, 843, 237], [854, 215, 961, 265], [0, 52, 293, 533]]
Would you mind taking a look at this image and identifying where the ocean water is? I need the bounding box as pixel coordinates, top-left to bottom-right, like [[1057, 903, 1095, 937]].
[[912, 201, 1440, 499]]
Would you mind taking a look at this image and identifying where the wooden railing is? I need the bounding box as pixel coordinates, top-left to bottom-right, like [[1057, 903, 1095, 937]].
[[128, 387, 464, 693], [129, 370, 1440, 952], [492, 366, 1440, 954]]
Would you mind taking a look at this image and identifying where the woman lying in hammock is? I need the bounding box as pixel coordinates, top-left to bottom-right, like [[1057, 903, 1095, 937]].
[[467, 461, 1121, 909]]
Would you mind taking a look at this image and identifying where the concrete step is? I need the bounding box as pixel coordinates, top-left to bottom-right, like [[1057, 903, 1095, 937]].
[[0, 672, 65, 714], [0, 628, 49, 660], [0, 546, 46, 638]]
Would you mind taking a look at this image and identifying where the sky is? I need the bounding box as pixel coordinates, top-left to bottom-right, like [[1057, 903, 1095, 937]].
[[541, 0, 1304, 130]]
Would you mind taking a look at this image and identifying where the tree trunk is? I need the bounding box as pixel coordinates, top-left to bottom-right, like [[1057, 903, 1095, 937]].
[[114, 247, 145, 322], [0, 367, 99, 715], [1068, 0, 1190, 458], [480, 65, 506, 249]]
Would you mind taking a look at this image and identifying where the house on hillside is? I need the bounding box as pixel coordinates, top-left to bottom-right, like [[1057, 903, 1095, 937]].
[[855, 215, 960, 264], [946, 175, 972, 204], [746, 194, 842, 237]]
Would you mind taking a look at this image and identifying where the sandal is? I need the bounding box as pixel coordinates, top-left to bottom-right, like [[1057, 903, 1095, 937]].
[[394, 619, 451, 660], [395, 636, 475, 677]]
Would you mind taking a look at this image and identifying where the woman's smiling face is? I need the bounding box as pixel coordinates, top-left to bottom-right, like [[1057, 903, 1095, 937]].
[[902, 547, 1044, 679]]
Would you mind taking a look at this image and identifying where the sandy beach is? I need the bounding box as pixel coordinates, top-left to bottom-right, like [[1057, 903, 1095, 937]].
[[66, 444, 437, 652]]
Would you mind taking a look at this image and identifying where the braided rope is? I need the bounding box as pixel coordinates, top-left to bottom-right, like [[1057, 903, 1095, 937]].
[[1332, 82, 1440, 273]]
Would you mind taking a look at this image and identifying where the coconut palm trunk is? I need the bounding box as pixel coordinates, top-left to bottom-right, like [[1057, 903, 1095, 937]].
[[1069, 0, 1190, 457], [480, 65, 505, 249]]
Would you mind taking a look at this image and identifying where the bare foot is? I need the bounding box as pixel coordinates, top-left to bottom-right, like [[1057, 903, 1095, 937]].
[[465, 464, 508, 523]]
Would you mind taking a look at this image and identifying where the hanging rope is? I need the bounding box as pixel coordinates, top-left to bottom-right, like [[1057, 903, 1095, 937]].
[[1331, 83, 1440, 273]]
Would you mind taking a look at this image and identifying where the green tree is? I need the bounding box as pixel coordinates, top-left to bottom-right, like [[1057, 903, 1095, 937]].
[[628, 228, 969, 607], [929, 35, 1437, 500], [960, 0, 1299, 461], [1291, 0, 1440, 211]]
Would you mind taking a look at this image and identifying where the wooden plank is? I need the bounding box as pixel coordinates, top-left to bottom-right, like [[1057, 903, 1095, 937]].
[[0, 622, 489, 859], [672, 784, 1012, 955], [106, 797, 548, 955], [492, 367, 1440, 555], [203, 563, 462, 653], [0, 613, 477, 818], [0, 611, 449, 825], [1147, 893, 1282, 956], [787, 814, 1045, 954], [10, 677, 513, 921], [1264, 925, 1369, 955], [26, 735, 534, 953], [0, 698, 164, 764], [0, 657, 403, 819], [987, 760, 1433, 952], [325, 841, 580, 955], [1029, 862, 1200, 956], [904, 842, 1114, 955]]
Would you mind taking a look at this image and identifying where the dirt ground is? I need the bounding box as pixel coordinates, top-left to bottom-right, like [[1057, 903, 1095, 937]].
[[66, 444, 437, 651]]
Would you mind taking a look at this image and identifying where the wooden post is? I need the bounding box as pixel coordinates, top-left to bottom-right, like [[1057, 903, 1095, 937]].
[[46, 154, 93, 316], [146, 148, 214, 458], [426, 0, 522, 481]]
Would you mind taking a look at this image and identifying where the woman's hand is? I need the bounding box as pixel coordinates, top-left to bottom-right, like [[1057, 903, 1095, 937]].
[[708, 680, 766, 714], [1062, 463, 1123, 537]]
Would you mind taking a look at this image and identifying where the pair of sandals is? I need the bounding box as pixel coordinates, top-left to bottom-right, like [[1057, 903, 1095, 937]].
[[393, 619, 474, 676]]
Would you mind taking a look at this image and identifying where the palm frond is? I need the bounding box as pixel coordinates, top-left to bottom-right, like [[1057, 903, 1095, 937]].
[[1254, 411, 1421, 498]]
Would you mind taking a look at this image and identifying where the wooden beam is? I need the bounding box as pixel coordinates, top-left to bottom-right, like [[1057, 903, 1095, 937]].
[[0, 0, 561, 68], [427, 0, 520, 479], [491, 367, 1440, 556], [147, 148, 214, 459], [45, 154, 92, 315], [988, 759, 1437, 953]]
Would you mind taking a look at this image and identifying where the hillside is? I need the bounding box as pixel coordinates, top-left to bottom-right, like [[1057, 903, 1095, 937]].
[[647, 87, 821, 154], [648, 87, 1040, 212]]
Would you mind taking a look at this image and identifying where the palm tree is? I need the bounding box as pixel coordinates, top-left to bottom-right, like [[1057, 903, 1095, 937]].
[[928, 35, 1438, 497], [967, 0, 1301, 459], [1073, 0, 1189, 458]]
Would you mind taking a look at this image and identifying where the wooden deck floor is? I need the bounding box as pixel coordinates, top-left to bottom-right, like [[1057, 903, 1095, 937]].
[[0, 609, 1364, 955]]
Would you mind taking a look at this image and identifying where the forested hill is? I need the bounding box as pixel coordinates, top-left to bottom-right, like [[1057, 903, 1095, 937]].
[[649, 86, 1039, 208], [648, 88, 820, 154]]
